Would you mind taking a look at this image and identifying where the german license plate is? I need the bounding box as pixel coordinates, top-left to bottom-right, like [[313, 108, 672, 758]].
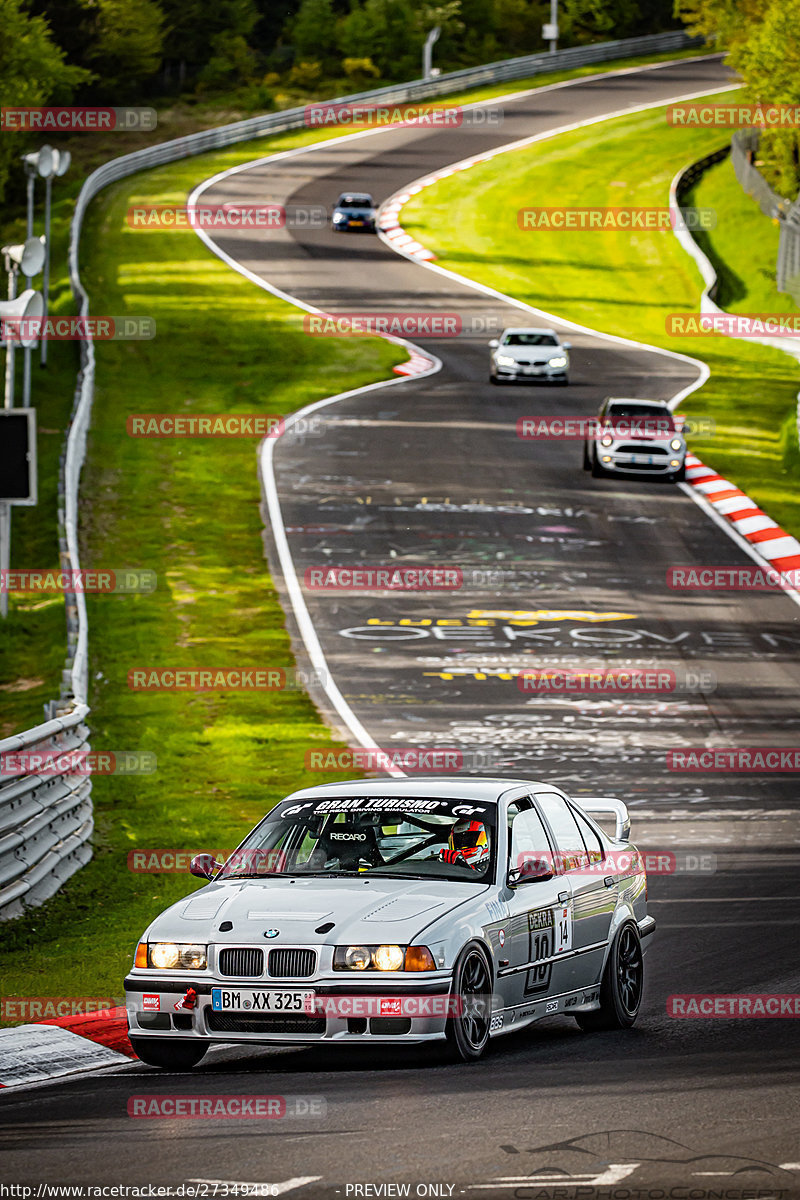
[[211, 988, 315, 1013], [629, 454, 655, 464]]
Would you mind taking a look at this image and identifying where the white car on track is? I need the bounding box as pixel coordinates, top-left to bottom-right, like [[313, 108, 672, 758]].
[[583, 396, 686, 481], [489, 327, 571, 385], [124, 777, 654, 1070]]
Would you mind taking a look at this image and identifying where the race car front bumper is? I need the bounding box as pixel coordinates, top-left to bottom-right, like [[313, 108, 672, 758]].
[[124, 974, 454, 1045]]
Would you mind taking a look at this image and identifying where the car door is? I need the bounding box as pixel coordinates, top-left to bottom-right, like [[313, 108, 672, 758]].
[[535, 791, 617, 991], [502, 803, 574, 1011]]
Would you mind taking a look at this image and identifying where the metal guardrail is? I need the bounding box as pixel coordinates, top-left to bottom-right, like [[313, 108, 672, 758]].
[[0, 28, 699, 920], [730, 130, 800, 304]]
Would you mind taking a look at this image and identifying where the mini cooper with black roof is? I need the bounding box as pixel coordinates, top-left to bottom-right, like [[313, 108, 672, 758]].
[[124, 778, 654, 1069]]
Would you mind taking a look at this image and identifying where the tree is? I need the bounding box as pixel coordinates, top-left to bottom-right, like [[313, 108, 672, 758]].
[[560, 0, 640, 43], [157, 0, 259, 88], [197, 31, 259, 90], [676, 0, 800, 195], [730, 0, 800, 196], [81, 0, 165, 97], [291, 0, 338, 65], [0, 0, 90, 203]]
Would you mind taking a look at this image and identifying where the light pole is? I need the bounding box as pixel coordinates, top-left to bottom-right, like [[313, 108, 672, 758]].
[[2, 239, 45, 407], [423, 26, 441, 81], [41, 149, 70, 366], [543, 0, 559, 52]]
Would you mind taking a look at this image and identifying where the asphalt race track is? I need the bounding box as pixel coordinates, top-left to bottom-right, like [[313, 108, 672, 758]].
[[3, 55, 800, 1198]]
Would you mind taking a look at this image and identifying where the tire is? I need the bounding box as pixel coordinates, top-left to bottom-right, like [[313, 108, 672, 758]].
[[489, 374, 498, 385], [669, 465, 686, 483], [558, 375, 569, 387], [445, 944, 493, 1061], [575, 922, 644, 1032], [582, 443, 592, 471], [591, 451, 604, 478], [129, 1037, 208, 1071]]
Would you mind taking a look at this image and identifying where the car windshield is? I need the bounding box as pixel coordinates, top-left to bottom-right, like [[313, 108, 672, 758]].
[[503, 332, 558, 346], [338, 196, 373, 209], [605, 403, 674, 429], [218, 796, 496, 882]]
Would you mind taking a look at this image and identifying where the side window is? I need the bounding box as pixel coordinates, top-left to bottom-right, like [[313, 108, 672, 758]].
[[509, 808, 552, 875], [570, 804, 604, 865], [536, 792, 589, 872]]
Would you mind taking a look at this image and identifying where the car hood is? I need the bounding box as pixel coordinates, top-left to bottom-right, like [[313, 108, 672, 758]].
[[494, 345, 563, 359], [147, 875, 489, 946], [335, 207, 375, 218]]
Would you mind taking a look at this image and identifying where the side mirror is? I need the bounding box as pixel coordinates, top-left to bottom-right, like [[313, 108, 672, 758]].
[[507, 856, 554, 887], [488, 339, 499, 349], [190, 853, 220, 880], [562, 341, 572, 350]]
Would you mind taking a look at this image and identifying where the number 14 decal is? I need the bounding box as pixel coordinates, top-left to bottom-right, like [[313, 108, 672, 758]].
[[554, 904, 572, 953]]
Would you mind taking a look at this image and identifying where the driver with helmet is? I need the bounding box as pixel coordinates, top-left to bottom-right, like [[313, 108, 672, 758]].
[[439, 818, 490, 870]]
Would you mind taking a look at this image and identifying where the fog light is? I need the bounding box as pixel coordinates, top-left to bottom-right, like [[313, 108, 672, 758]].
[[602, 455, 612, 463], [670, 459, 680, 468]]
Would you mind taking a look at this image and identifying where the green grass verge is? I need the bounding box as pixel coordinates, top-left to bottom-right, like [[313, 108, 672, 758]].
[[686, 153, 794, 313], [400, 90, 800, 537]]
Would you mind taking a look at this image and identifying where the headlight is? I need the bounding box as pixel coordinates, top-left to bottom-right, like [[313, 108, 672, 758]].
[[147, 943, 207, 970], [670, 438, 682, 451], [333, 213, 346, 222], [494, 354, 516, 366], [600, 433, 614, 447], [342, 945, 372, 970], [373, 944, 405, 972], [334, 944, 406, 971], [548, 356, 567, 368]]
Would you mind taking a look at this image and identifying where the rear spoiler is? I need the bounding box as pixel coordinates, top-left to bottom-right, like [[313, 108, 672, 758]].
[[578, 797, 631, 842]]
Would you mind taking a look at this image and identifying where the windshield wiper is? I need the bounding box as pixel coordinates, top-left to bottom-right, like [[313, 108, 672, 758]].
[[220, 871, 294, 879]]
